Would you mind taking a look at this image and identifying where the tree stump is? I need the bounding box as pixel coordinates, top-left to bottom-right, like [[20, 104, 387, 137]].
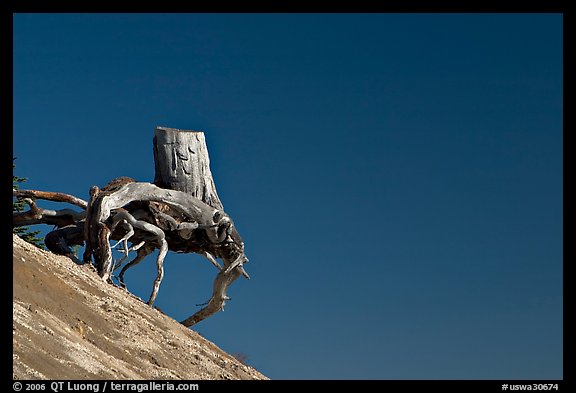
[[153, 127, 224, 210], [13, 126, 249, 327]]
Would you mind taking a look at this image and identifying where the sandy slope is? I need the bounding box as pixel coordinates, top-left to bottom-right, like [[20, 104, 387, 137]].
[[12, 234, 268, 380]]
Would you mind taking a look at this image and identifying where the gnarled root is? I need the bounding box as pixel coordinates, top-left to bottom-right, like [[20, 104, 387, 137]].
[[13, 189, 88, 209], [180, 266, 243, 327], [103, 209, 169, 306], [13, 198, 86, 228], [19, 181, 251, 325]]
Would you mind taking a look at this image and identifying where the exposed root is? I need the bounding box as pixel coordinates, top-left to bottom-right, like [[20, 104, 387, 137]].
[[180, 267, 243, 327], [119, 244, 154, 288], [106, 210, 169, 305], [13, 189, 88, 209], [16, 180, 249, 326], [13, 198, 86, 227], [200, 251, 223, 271], [148, 238, 168, 306]]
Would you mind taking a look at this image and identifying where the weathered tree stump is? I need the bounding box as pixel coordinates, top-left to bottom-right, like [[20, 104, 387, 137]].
[[153, 127, 224, 210], [14, 126, 249, 327]]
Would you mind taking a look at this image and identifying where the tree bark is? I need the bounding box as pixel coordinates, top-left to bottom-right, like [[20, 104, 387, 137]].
[[153, 127, 224, 210]]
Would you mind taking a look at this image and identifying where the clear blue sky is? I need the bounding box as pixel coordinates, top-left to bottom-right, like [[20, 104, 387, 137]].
[[13, 13, 562, 380]]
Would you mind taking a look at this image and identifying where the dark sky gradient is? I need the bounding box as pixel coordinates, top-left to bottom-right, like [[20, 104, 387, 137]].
[[13, 13, 562, 379]]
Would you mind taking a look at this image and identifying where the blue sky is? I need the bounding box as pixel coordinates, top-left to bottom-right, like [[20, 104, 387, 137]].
[[13, 13, 562, 380]]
